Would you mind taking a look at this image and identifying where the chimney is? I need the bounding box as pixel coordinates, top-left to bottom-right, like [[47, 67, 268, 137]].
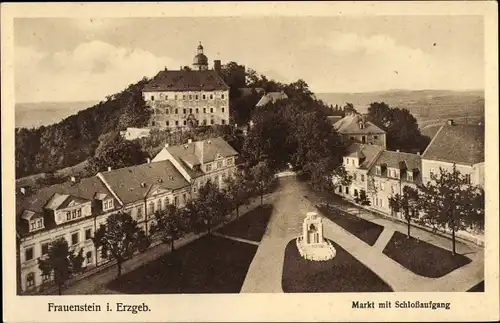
[[71, 176, 77, 183], [20, 187, 26, 195], [165, 143, 169, 148], [140, 182, 146, 188], [447, 119, 454, 126], [188, 139, 192, 144], [107, 166, 112, 172], [417, 152, 421, 156], [214, 60, 221, 72], [146, 158, 151, 164]]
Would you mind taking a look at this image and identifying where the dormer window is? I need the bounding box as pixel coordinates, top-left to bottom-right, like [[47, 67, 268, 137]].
[[226, 158, 233, 166], [206, 163, 212, 172], [375, 166, 382, 175], [29, 218, 44, 232], [103, 199, 114, 211], [407, 171, 414, 182], [388, 168, 400, 179]]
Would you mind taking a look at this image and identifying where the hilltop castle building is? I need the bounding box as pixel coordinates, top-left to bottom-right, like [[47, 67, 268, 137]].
[[142, 43, 242, 130]]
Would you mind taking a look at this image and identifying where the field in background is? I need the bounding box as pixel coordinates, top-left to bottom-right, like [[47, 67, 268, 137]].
[[316, 89, 484, 129]]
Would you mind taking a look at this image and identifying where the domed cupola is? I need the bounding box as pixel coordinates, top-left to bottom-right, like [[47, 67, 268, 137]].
[[192, 41, 208, 70]]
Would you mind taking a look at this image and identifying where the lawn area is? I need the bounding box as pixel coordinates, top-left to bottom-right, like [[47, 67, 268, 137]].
[[282, 238, 393, 293], [316, 204, 384, 246], [217, 204, 273, 242], [467, 281, 484, 292], [383, 231, 472, 278], [107, 235, 257, 293]]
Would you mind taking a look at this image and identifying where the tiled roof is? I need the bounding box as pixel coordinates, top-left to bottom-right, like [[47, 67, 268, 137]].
[[422, 124, 484, 165], [368, 150, 422, 184], [333, 114, 386, 134], [256, 92, 288, 107], [156, 137, 238, 178], [99, 160, 190, 205], [143, 69, 229, 92], [16, 177, 117, 236], [327, 116, 343, 125], [345, 143, 384, 169]]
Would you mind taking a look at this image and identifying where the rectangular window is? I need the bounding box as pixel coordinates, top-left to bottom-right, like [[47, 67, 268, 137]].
[[189, 95, 192, 100], [189, 108, 193, 114], [221, 119, 226, 125], [42, 272, 51, 282], [165, 95, 168, 100], [217, 161, 223, 169], [430, 168, 435, 176], [210, 94, 213, 99], [353, 173, 357, 181], [66, 212, 71, 221], [86, 251, 92, 264], [361, 175, 365, 182], [210, 108, 214, 113], [151, 95, 155, 101], [175, 121, 179, 126], [183, 120, 187, 126], [72, 210, 77, 219], [85, 228, 92, 240], [374, 135, 378, 139], [27, 273, 35, 287], [41, 243, 49, 256], [71, 232, 79, 245], [206, 163, 212, 172], [203, 108, 206, 113], [137, 207, 143, 219], [211, 119, 215, 125], [376, 166, 381, 175], [221, 94, 225, 99], [222, 108, 225, 113], [25, 247, 34, 261], [166, 121, 170, 126], [183, 108, 187, 114], [174, 196, 179, 206], [77, 209, 82, 217], [407, 172, 414, 182], [175, 109, 178, 114]]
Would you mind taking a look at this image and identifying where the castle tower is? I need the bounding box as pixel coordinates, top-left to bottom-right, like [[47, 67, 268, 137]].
[[192, 41, 209, 71]]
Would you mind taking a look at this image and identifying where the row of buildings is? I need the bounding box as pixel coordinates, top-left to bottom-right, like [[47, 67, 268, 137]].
[[333, 115, 484, 240], [16, 137, 239, 293]]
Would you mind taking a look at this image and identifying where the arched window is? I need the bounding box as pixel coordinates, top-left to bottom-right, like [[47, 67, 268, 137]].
[[26, 272, 35, 288]]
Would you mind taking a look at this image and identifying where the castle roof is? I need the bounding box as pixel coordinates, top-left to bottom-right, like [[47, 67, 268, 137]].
[[143, 70, 229, 92]]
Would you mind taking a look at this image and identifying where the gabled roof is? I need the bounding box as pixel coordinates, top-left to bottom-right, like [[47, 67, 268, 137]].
[[154, 137, 238, 178], [143, 69, 229, 92], [98, 160, 190, 205], [16, 177, 117, 237], [327, 116, 343, 125], [368, 150, 422, 183], [44, 193, 89, 211], [422, 124, 484, 166], [334, 114, 385, 134], [345, 143, 384, 169], [256, 92, 288, 107]]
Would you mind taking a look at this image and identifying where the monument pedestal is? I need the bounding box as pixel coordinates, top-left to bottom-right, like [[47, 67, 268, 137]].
[[296, 212, 336, 261]]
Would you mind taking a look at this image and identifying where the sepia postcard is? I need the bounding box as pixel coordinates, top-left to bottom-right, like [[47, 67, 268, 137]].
[[2, 1, 499, 322]]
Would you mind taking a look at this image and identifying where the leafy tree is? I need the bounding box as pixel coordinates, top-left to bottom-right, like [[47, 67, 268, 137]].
[[366, 175, 379, 202], [389, 186, 420, 238], [354, 189, 371, 216], [367, 102, 429, 152], [343, 102, 358, 115], [224, 170, 252, 217], [92, 212, 142, 277], [193, 181, 231, 234], [37, 238, 72, 295], [151, 204, 185, 251], [68, 248, 85, 275], [331, 164, 353, 191], [136, 230, 152, 253], [86, 132, 146, 173], [248, 161, 275, 205], [417, 165, 484, 255]]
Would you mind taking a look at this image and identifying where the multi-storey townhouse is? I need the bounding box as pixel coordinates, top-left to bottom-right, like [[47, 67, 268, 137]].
[[16, 177, 119, 293], [142, 43, 231, 130], [366, 150, 422, 218], [96, 160, 192, 235], [333, 113, 387, 148], [335, 143, 384, 199], [152, 137, 239, 197], [421, 120, 484, 187]]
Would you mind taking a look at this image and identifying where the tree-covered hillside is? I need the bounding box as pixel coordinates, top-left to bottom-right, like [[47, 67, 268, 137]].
[[15, 78, 151, 178]]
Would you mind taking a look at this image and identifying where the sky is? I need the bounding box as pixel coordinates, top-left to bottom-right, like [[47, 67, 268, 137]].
[[14, 16, 484, 103]]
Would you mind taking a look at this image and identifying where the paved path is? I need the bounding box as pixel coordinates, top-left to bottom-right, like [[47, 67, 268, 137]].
[[373, 228, 395, 252], [241, 177, 485, 293], [212, 232, 260, 246]]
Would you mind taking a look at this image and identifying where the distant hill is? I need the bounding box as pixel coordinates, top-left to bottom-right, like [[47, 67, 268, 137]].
[[15, 101, 100, 129], [315, 89, 485, 127]]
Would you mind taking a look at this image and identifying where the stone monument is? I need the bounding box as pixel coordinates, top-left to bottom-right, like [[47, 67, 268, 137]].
[[296, 212, 336, 261]]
